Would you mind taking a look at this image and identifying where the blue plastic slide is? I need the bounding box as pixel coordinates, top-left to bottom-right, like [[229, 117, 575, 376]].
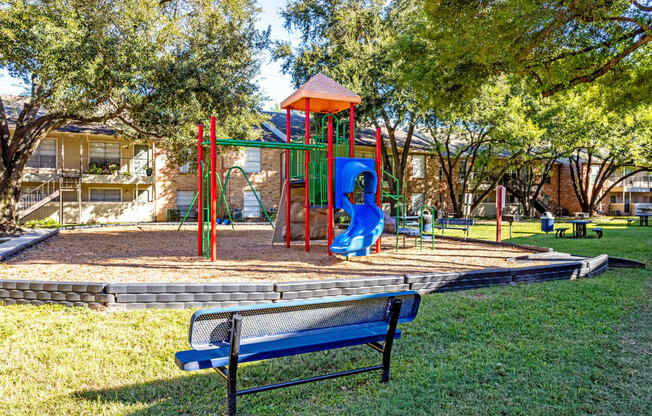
[[330, 158, 384, 257]]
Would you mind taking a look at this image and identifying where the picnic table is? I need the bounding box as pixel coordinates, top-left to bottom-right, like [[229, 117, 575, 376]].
[[567, 219, 591, 238], [638, 213, 651, 226]]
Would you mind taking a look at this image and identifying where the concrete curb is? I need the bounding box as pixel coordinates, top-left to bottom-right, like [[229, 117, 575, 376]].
[[0, 253, 611, 311], [0, 229, 59, 261]]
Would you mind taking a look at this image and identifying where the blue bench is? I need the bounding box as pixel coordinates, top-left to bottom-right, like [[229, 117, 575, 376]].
[[175, 291, 421, 415], [437, 218, 474, 238]]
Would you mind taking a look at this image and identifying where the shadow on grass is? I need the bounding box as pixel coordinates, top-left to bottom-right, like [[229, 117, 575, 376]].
[[70, 349, 385, 416], [72, 372, 227, 415]]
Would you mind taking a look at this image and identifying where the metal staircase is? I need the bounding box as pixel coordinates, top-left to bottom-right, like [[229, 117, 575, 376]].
[[19, 172, 82, 221], [18, 177, 60, 219]]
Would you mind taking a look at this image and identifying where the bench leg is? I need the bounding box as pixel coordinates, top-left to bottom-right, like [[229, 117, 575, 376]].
[[382, 299, 403, 383], [227, 314, 243, 416]]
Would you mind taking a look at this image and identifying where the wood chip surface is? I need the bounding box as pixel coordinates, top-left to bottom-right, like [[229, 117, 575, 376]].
[[0, 225, 549, 283]]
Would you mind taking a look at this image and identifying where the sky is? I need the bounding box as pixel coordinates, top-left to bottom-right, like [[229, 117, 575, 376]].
[[0, 0, 297, 110]]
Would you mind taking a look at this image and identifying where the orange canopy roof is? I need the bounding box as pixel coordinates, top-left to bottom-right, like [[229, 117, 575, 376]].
[[280, 73, 361, 114]]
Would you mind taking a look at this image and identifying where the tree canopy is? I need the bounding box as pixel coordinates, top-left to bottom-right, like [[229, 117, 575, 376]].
[[0, 0, 268, 230], [275, 0, 423, 205], [403, 0, 651, 107]]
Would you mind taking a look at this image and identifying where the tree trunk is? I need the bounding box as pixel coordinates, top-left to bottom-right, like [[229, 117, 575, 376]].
[[0, 172, 23, 234]]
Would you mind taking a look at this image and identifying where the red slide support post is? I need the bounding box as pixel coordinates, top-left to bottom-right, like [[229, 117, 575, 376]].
[[197, 124, 203, 256], [285, 109, 291, 248], [304, 98, 310, 252], [349, 103, 354, 157], [327, 115, 334, 255], [375, 127, 382, 253], [210, 116, 217, 261]]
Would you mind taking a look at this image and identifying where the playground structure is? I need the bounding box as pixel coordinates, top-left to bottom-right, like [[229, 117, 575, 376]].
[[195, 74, 395, 260], [192, 73, 449, 261]]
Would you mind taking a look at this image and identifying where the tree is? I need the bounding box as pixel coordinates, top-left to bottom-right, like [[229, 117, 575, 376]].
[[404, 0, 651, 106], [275, 0, 421, 211], [547, 85, 652, 214], [0, 0, 268, 231], [424, 79, 543, 217]]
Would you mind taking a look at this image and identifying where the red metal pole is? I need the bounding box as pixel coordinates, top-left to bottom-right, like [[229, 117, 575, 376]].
[[197, 123, 203, 257], [375, 127, 382, 253], [304, 98, 310, 252], [286, 108, 291, 248], [210, 116, 217, 261], [349, 103, 355, 157], [496, 186, 503, 242], [327, 115, 334, 255]]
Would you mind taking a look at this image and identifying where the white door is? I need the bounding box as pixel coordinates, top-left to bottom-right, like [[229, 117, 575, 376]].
[[243, 191, 260, 218]]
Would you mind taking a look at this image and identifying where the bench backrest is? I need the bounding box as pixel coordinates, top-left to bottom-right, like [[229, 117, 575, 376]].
[[188, 291, 420, 350], [437, 218, 474, 226]]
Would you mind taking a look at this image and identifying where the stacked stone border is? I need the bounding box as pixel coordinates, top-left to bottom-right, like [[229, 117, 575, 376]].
[[0, 254, 610, 310]]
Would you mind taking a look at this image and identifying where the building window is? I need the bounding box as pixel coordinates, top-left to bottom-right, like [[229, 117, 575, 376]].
[[133, 144, 150, 176], [135, 189, 150, 203], [411, 193, 424, 211], [27, 139, 56, 169], [610, 195, 617, 203], [89, 142, 121, 172], [243, 191, 261, 218], [176, 190, 195, 213], [412, 155, 425, 178], [244, 148, 261, 173], [89, 188, 122, 202]]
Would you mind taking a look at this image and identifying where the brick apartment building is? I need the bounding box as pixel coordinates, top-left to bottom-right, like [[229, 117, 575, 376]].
[[10, 107, 651, 224]]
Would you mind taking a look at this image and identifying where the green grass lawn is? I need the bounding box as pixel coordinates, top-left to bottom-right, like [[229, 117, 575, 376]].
[[1, 219, 650, 415]]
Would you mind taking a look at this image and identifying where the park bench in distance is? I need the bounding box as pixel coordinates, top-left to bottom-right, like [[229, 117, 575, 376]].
[[175, 291, 421, 415], [437, 218, 474, 238]]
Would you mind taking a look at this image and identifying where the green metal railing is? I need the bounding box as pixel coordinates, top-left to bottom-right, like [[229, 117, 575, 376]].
[[288, 115, 352, 206], [381, 169, 408, 251]]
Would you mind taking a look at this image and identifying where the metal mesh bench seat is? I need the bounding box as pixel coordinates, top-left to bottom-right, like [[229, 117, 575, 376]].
[[176, 322, 401, 371], [175, 291, 420, 415]]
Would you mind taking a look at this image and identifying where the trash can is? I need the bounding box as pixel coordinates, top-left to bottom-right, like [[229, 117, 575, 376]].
[[540, 212, 555, 233]]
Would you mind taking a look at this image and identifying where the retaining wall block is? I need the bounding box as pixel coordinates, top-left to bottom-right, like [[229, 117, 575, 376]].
[[404, 272, 460, 284], [80, 294, 96, 302], [173, 293, 195, 302], [264, 292, 281, 300], [58, 283, 74, 292], [192, 293, 213, 302], [212, 293, 230, 301], [66, 293, 81, 302], [1, 280, 19, 289], [9, 290, 24, 299], [51, 292, 66, 301], [36, 291, 51, 300]]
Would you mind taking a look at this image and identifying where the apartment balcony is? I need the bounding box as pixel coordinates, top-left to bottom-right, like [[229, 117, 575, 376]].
[[606, 174, 652, 193], [81, 158, 153, 185], [23, 157, 153, 185]]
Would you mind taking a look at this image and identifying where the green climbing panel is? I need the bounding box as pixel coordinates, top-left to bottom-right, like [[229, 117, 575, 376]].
[[288, 115, 351, 207]]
